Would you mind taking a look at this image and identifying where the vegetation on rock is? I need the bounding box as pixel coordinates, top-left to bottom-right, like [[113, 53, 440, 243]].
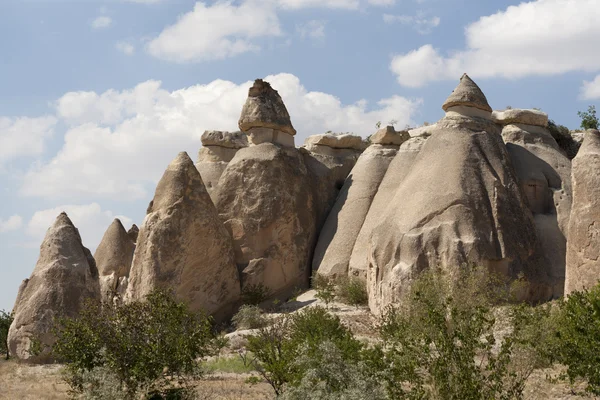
[[578, 105, 599, 130], [0, 309, 13, 360]]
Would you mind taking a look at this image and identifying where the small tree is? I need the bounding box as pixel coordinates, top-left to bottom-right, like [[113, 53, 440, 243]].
[[336, 277, 368, 308], [578, 105, 599, 130], [0, 309, 14, 360], [313, 274, 336, 308]]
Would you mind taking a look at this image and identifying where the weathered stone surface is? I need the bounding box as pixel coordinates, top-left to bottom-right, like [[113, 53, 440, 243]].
[[502, 123, 572, 297], [246, 127, 295, 147], [493, 109, 548, 127], [369, 126, 410, 145], [126, 152, 241, 320], [442, 73, 492, 112], [314, 144, 399, 278], [366, 90, 549, 313], [409, 124, 437, 137], [127, 224, 139, 243], [95, 219, 136, 302], [349, 136, 428, 280], [8, 213, 100, 362], [565, 130, 600, 294], [304, 133, 366, 150], [201, 130, 248, 149], [238, 79, 296, 136], [215, 143, 316, 297]]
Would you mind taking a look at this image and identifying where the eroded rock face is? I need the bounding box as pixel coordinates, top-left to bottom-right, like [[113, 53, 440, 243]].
[[95, 219, 136, 302], [195, 130, 248, 204], [127, 224, 139, 243], [565, 130, 600, 294], [126, 152, 241, 320], [493, 109, 548, 127], [313, 143, 399, 279], [370, 126, 410, 146], [215, 143, 316, 297], [8, 213, 100, 362], [442, 73, 493, 112], [501, 115, 572, 297]]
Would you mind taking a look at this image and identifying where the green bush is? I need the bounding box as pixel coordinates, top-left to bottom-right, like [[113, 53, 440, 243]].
[[53, 290, 221, 400], [547, 119, 580, 159], [336, 277, 368, 307], [578, 105, 599, 130], [241, 284, 271, 305], [0, 309, 13, 360], [231, 305, 267, 330], [312, 274, 335, 307]]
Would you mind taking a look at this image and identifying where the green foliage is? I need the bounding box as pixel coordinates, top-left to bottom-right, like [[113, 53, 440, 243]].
[[336, 277, 368, 308], [203, 355, 256, 374], [313, 274, 336, 307], [241, 284, 271, 305], [376, 267, 536, 400], [231, 305, 267, 330], [0, 309, 13, 360], [578, 105, 599, 130], [53, 290, 220, 400], [547, 120, 579, 159], [246, 306, 363, 395]]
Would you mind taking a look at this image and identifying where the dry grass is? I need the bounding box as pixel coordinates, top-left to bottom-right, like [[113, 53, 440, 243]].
[[0, 359, 68, 400]]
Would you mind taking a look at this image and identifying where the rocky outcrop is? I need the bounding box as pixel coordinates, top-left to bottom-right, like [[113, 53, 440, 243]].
[[500, 109, 571, 297], [565, 130, 600, 294], [95, 219, 136, 302], [126, 152, 241, 320], [366, 75, 548, 314], [127, 224, 139, 243], [195, 130, 248, 204], [8, 213, 100, 362], [215, 143, 316, 297], [313, 128, 407, 279], [302, 133, 365, 230], [239, 79, 296, 147], [349, 136, 428, 280]]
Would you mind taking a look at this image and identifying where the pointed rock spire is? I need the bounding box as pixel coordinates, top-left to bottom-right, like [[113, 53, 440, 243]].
[[442, 73, 492, 112], [127, 224, 139, 243], [238, 79, 296, 136]]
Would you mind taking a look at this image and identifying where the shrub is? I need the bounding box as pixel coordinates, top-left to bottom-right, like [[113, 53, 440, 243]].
[[336, 277, 368, 307], [313, 274, 335, 307], [53, 290, 221, 400], [0, 309, 13, 360], [241, 284, 271, 305], [232, 305, 267, 330], [547, 119, 579, 159], [578, 105, 599, 130]]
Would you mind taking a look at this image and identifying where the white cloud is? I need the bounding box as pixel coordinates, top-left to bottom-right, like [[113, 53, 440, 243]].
[[91, 16, 112, 29], [116, 41, 135, 55], [0, 116, 57, 167], [21, 73, 421, 201], [581, 75, 600, 100], [277, 0, 358, 9], [27, 203, 132, 250], [147, 0, 281, 63], [0, 215, 23, 233], [297, 20, 326, 39], [383, 14, 440, 34], [390, 0, 600, 87]]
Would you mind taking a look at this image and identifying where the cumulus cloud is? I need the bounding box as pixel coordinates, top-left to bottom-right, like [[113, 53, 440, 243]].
[[277, 0, 358, 9], [116, 41, 135, 55], [383, 14, 440, 34], [297, 20, 326, 39], [581, 75, 600, 100], [0, 215, 23, 233], [27, 203, 132, 250], [390, 0, 600, 87], [91, 16, 112, 29], [21, 73, 421, 201], [147, 0, 281, 63], [0, 116, 57, 167]]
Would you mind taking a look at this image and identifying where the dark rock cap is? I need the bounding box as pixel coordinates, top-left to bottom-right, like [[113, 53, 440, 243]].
[[238, 79, 296, 136]]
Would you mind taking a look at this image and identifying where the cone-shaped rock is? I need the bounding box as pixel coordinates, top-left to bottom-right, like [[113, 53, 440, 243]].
[[442, 73, 492, 112], [95, 219, 136, 302], [238, 79, 296, 136], [7, 213, 100, 362], [366, 76, 548, 314], [215, 143, 316, 298], [501, 109, 572, 297], [565, 130, 600, 294], [126, 152, 241, 320], [349, 136, 428, 280]]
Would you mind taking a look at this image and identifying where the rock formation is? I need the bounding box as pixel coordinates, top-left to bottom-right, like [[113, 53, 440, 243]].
[[126, 152, 241, 320], [499, 109, 572, 297], [238, 79, 297, 147], [195, 130, 248, 204], [8, 213, 100, 362], [127, 224, 139, 243], [565, 129, 600, 294], [95, 219, 136, 302], [313, 127, 407, 278], [365, 74, 548, 314]]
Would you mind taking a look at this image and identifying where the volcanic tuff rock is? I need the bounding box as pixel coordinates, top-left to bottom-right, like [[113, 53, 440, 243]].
[[349, 136, 428, 280], [369, 126, 410, 146], [95, 219, 136, 302], [565, 130, 600, 294], [442, 73, 493, 112], [313, 142, 400, 278], [8, 213, 100, 362], [196, 130, 248, 204], [501, 109, 572, 297], [366, 76, 549, 314], [126, 152, 241, 320], [493, 108, 548, 127], [127, 224, 139, 243]]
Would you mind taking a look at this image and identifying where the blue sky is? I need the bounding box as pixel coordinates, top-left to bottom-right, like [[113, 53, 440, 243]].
[[1, 0, 599, 311]]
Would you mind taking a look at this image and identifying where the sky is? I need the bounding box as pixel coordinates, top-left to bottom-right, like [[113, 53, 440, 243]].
[[1, 0, 600, 311]]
